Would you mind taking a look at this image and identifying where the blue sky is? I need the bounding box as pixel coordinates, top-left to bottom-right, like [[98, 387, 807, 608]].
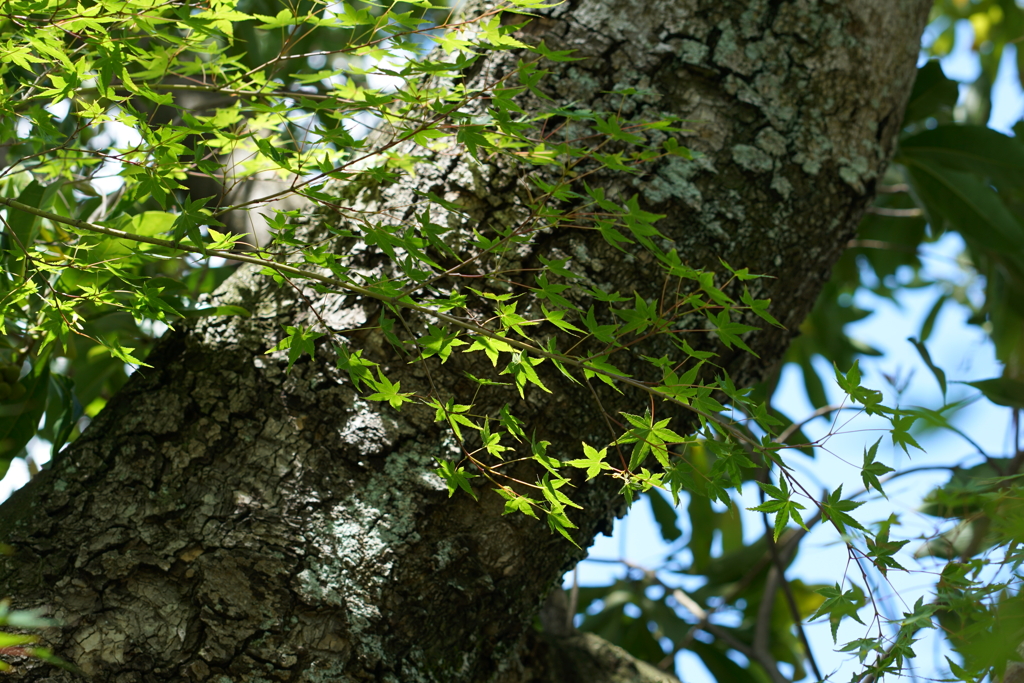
[[568, 22, 1024, 683]]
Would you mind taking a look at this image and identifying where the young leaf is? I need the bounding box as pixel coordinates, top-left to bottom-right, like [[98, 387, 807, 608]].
[[434, 460, 477, 500], [367, 371, 414, 409], [821, 485, 867, 536], [267, 326, 323, 370], [417, 325, 466, 363], [861, 438, 894, 497], [566, 442, 612, 480], [808, 583, 866, 643]]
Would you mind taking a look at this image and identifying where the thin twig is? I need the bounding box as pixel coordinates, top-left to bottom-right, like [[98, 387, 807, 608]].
[[865, 206, 923, 217], [707, 621, 789, 683], [568, 567, 579, 633], [763, 508, 824, 681], [846, 239, 919, 254], [775, 404, 849, 444]]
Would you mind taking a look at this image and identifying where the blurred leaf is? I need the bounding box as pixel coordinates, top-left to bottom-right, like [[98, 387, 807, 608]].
[[908, 336, 947, 398], [646, 488, 682, 543], [853, 193, 928, 285], [902, 402, 979, 452], [718, 506, 744, 555], [578, 584, 666, 664], [179, 305, 251, 318], [903, 61, 959, 123], [901, 124, 1024, 189], [903, 156, 1024, 276], [5, 180, 60, 258], [43, 373, 82, 459], [919, 459, 1012, 519], [689, 640, 759, 683], [965, 376, 1024, 409], [919, 292, 948, 343], [954, 593, 1024, 680], [696, 537, 769, 587], [785, 280, 880, 410], [620, 616, 666, 664], [914, 519, 986, 560], [687, 492, 713, 571], [0, 360, 50, 463]]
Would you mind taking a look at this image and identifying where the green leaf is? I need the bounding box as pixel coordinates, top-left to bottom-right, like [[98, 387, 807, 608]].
[[334, 345, 376, 391], [0, 361, 50, 462], [104, 338, 151, 368], [616, 410, 686, 470], [366, 371, 414, 409], [417, 325, 466, 363], [537, 255, 579, 279], [566, 441, 612, 480], [809, 583, 866, 643], [903, 157, 1024, 277], [267, 326, 323, 370], [528, 40, 583, 62], [434, 459, 477, 499], [45, 373, 82, 459], [899, 596, 938, 632], [748, 477, 807, 541], [710, 309, 757, 355], [466, 334, 514, 367], [821, 485, 867, 536], [901, 124, 1024, 189], [545, 507, 580, 547], [540, 305, 583, 334], [477, 419, 508, 459], [535, 273, 576, 311], [890, 411, 923, 455], [499, 404, 525, 441], [4, 180, 60, 266], [171, 196, 220, 254], [646, 488, 682, 542], [540, 473, 582, 509], [501, 351, 550, 398], [965, 376, 1024, 409], [531, 439, 561, 475], [840, 637, 885, 664], [861, 438, 893, 497], [740, 286, 783, 328], [428, 397, 477, 442], [582, 355, 630, 393], [582, 306, 618, 344], [903, 61, 958, 123], [614, 292, 660, 336], [496, 488, 539, 518], [865, 514, 908, 577], [834, 361, 887, 415]]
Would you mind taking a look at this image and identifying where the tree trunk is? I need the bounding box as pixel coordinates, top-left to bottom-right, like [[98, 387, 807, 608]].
[[0, 0, 929, 680]]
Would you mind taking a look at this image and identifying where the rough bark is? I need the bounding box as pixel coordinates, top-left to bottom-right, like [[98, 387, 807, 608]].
[[0, 0, 929, 681]]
